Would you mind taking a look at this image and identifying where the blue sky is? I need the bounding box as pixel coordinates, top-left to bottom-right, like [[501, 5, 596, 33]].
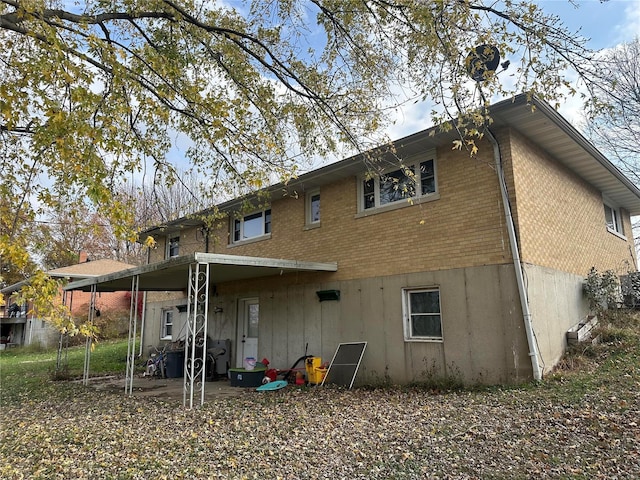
[[539, 0, 639, 49], [518, 0, 639, 123]]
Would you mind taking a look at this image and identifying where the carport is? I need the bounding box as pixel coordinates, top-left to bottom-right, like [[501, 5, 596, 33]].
[[64, 252, 337, 408]]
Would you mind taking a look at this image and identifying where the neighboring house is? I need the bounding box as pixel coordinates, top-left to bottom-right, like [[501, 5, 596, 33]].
[[65, 94, 640, 386], [1, 253, 135, 348]]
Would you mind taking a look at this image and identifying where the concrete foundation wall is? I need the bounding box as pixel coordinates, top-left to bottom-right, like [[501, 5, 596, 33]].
[[524, 264, 590, 373], [143, 264, 535, 385], [25, 319, 58, 348], [142, 297, 237, 357]]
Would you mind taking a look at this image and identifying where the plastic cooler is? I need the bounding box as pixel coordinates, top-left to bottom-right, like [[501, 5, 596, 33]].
[[228, 366, 267, 387]]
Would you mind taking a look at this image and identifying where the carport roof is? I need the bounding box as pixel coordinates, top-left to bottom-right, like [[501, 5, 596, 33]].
[[63, 253, 338, 292]]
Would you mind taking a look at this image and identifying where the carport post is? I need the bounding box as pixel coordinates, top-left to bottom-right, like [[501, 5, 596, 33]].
[[56, 290, 72, 373], [82, 284, 97, 385], [183, 262, 210, 408], [125, 275, 140, 395]]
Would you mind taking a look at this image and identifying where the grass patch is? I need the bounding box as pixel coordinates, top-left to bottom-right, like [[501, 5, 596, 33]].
[[0, 338, 130, 404], [538, 309, 640, 404]]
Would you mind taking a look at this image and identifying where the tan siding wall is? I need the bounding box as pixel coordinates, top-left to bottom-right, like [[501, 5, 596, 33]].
[[505, 130, 637, 276]]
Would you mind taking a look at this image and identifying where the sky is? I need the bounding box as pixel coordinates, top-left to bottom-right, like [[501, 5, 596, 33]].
[[518, 0, 640, 124], [540, 0, 640, 49], [386, 0, 640, 140]]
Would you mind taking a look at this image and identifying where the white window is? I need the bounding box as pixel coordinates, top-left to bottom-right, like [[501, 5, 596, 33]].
[[360, 157, 436, 212], [402, 288, 442, 341], [232, 209, 271, 243], [166, 236, 180, 258], [161, 309, 173, 340], [604, 204, 624, 236], [306, 190, 321, 225]]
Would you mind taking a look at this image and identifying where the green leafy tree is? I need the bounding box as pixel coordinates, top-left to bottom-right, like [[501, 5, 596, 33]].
[[0, 192, 38, 288], [1, 0, 599, 324]]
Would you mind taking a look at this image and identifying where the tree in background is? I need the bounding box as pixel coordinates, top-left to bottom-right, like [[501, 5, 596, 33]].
[[0, 195, 38, 288], [35, 205, 115, 270], [583, 37, 640, 250], [141, 168, 209, 225], [1, 0, 600, 324], [585, 38, 640, 185], [34, 170, 207, 270]]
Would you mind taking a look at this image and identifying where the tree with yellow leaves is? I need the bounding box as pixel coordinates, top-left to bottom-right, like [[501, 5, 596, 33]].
[[1, 0, 598, 327]]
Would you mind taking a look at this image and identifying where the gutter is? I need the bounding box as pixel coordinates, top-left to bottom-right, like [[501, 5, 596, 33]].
[[486, 127, 543, 382]]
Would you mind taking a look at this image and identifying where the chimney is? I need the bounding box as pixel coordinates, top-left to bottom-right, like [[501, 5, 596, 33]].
[[78, 251, 88, 263]]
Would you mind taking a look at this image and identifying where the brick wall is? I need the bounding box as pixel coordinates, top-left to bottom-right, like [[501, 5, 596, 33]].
[[504, 129, 636, 276], [67, 290, 131, 315], [147, 129, 637, 283], [148, 144, 515, 281]]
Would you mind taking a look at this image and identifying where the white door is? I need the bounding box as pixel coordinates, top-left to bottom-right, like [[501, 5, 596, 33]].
[[236, 298, 259, 367]]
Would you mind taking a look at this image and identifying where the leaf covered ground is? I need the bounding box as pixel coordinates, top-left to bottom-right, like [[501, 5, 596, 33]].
[[2, 315, 640, 479]]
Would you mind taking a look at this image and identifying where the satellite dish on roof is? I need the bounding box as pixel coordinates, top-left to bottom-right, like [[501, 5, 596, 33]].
[[465, 44, 500, 82]]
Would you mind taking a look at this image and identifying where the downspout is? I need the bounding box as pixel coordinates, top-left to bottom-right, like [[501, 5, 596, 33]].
[[485, 127, 542, 381]]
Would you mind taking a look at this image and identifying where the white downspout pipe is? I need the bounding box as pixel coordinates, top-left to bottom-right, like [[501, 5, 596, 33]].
[[486, 127, 542, 381]]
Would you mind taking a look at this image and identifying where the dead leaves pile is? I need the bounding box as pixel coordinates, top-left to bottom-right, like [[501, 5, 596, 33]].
[[1, 383, 639, 479]]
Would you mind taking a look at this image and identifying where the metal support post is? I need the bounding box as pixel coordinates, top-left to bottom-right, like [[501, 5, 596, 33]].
[[82, 285, 97, 386], [125, 275, 140, 395], [183, 262, 210, 408], [138, 291, 147, 357], [56, 290, 73, 373]]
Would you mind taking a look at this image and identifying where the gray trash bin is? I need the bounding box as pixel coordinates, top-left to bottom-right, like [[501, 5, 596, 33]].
[[165, 350, 185, 378]]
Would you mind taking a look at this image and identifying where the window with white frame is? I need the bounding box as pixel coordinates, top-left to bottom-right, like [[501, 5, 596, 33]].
[[360, 157, 436, 211], [402, 287, 442, 341], [232, 209, 271, 243], [166, 235, 180, 258], [604, 203, 624, 235], [161, 309, 173, 340], [306, 190, 321, 225]]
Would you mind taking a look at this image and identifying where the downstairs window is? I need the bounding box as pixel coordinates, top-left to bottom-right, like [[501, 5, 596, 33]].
[[402, 287, 442, 341]]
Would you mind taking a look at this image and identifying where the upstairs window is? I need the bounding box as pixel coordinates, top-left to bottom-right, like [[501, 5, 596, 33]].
[[233, 209, 271, 243], [306, 190, 321, 225], [604, 204, 624, 236], [166, 236, 180, 258], [360, 157, 436, 212]]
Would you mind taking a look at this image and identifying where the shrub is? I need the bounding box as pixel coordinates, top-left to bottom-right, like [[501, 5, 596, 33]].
[[620, 271, 640, 308], [583, 267, 620, 314]]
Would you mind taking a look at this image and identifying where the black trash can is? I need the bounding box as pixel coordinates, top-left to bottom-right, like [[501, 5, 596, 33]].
[[165, 350, 185, 378]]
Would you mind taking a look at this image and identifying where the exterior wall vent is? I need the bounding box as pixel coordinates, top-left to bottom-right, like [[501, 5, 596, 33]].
[[316, 290, 340, 302]]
